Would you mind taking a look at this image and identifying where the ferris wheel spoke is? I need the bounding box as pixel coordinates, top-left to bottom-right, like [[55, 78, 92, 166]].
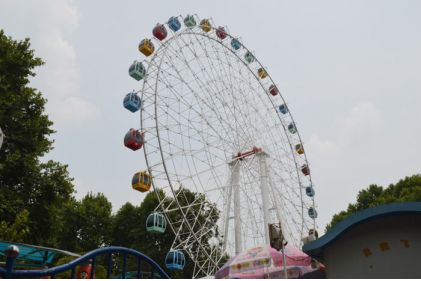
[[154, 58, 240, 148]]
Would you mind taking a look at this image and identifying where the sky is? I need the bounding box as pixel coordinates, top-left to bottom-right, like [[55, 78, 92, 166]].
[[1, 0, 421, 235]]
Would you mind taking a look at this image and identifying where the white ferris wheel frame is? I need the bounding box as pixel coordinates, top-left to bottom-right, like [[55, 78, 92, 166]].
[[132, 14, 316, 278]]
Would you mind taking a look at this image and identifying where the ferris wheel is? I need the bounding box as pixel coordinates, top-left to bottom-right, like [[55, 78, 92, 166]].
[[123, 14, 317, 278]]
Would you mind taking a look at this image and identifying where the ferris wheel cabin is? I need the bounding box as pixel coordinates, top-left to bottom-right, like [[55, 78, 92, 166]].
[[258, 68, 268, 79], [278, 104, 288, 114], [153, 23, 168, 41], [308, 207, 318, 219], [132, 171, 152, 192], [123, 92, 141, 113], [295, 143, 304, 154], [216, 26, 227, 40], [301, 164, 310, 176], [168, 16, 181, 32], [288, 123, 297, 134], [231, 38, 242, 50], [269, 84, 278, 96], [244, 51, 255, 63], [138, 39, 155, 56], [184, 15, 197, 28], [128, 61, 146, 81], [165, 250, 185, 270], [124, 129, 144, 151], [306, 185, 315, 197], [146, 212, 166, 233], [199, 19, 212, 32]]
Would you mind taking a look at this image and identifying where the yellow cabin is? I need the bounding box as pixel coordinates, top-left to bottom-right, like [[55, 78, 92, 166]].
[[295, 143, 304, 154], [138, 39, 155, 57], [200, 19, 212, 33], [257, 68, 268, 79], [132, 171, 152, 192]]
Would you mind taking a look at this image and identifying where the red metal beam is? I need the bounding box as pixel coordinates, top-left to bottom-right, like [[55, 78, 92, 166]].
[[232, 146, 263, 161]]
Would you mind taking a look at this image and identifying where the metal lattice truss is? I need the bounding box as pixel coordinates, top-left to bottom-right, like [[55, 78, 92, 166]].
[[136, 15, 317, 278]]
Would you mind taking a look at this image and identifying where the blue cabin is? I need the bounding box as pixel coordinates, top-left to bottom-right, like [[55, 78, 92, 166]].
[[168, 16, 181, 32], [305, 185, 315, 197], [165, 250, 185, 270], [288, 123, 297, 134], [231, 38, 241, 50], [129, 61, 146, 81], [146, 212, 166, 233], [279, 104, 288, 114], [308, 207, 318, 219], [123, 92, 141, 113]]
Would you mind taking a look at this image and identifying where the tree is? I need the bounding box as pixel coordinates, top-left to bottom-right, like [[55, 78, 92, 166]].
[[0, 30, 75, 246], [110, 202, 139, 247], [109, 188, 225, 279], [325, 174, 421, 232], [77, 192, 113, 252], [0, 209, 30, 243]]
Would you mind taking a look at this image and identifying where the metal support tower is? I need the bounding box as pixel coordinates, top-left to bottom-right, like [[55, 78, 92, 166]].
[[257, 151, 271, 245]]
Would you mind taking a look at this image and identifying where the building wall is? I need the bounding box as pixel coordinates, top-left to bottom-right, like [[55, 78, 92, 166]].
[[323, 214, 421, 278]]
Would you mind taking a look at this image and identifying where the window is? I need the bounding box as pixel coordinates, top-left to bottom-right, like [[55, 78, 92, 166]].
[[166, 253, 174, 264], [143, 174, 149, 184], [132, 174, 139, 185], [146, 215, 154, 227]]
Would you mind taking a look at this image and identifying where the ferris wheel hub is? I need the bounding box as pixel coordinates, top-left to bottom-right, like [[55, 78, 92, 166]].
[[230, 146, 268, 162]]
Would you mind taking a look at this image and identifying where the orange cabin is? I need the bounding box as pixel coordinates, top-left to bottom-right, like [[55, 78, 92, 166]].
[[200, 19, 212, 32], [139, 39, 155, 57], [258, 68, 268, 79], [295, 144, 304, 154]]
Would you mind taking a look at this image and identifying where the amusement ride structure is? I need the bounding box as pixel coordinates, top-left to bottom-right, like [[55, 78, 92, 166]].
[[123, 14, 317, 278]]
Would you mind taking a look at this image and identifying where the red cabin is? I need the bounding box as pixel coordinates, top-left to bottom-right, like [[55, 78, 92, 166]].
[[269, 85, 278, 96], [216, 26, 227, 40], [301, 164, 310, 176], [153, 24, 167, 41], [124, 129, 144, 151]]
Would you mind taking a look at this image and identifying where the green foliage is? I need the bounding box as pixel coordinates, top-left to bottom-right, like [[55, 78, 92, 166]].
[[109, 188, 224, 278], [0, 209, 30, 242], [325, 174, 421, 232], [77, 192, 113, 251], [110, 202, 138, 247], [53, 256, 77, 279], [0, 29, 75, 246], [56, 192, 113, 253]]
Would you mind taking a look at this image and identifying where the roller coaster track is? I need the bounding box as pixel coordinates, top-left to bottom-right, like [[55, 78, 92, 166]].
[[0, 246, 170, 279]]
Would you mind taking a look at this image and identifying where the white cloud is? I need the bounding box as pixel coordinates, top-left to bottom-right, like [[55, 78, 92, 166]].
[[1, 0, 101, 128], [306, 102, 384, 232], [49, 96, 101, 125], [307, 103, 383, 161], [337, 103, 383, 147]]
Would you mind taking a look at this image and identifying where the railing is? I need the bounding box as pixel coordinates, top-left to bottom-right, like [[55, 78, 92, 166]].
[[0, 245, 170, 279]]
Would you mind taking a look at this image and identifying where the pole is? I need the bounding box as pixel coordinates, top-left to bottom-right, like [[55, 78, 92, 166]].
[[230, 160, 242, 255], [257, 151, 271, 245], [4, 245, 20, 279], [222, 181, 233, 253]]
